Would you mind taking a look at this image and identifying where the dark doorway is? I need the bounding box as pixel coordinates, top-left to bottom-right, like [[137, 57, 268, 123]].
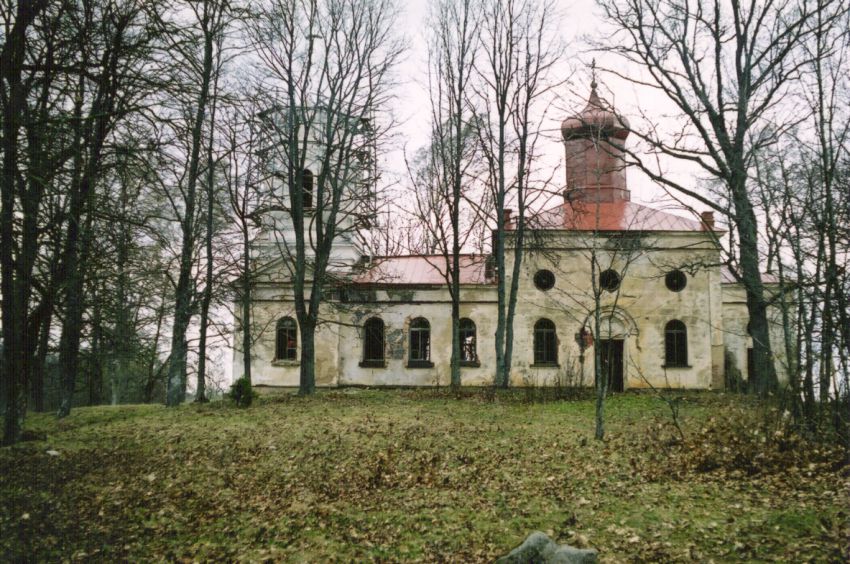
[[600, 339, 624, 393]]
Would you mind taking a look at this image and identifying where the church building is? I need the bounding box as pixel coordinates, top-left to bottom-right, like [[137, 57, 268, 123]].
[[235, 86, 788, 390]]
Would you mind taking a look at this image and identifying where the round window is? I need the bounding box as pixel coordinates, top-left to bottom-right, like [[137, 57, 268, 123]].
[[533, 269, 555, 291], [598, 269, 620, 292], [665, 270, 687, 292]]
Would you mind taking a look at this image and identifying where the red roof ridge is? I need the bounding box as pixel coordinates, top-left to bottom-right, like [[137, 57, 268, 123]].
[[353, 254, 492, 286]]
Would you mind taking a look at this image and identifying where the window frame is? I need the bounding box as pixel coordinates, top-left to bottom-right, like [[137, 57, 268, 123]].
[[533, 318, 558, 366], [664, 319, 688, 367], [360, 317, 386, 368], [408, 317, 433, 368], [459, 318, 479, 367], [275, 317, 298, 361], [665, 269, 687, 292], [301, 169, 314, 209]]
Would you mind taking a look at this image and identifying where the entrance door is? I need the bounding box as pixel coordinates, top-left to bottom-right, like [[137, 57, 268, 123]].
[[600, 339, 624, 393]]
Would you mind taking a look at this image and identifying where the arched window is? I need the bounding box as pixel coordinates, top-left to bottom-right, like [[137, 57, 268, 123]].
[[534, 319, 558, 365], [459, 318, 477, 364], [408, 317, 431, 366], [362, 317, 385, 366], [276, 317, 297, 361], [301, 169, 314, 209], [664, 320, 688, 367]]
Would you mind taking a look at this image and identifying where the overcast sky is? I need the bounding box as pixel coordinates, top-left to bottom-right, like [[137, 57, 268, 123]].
[[387, 0, 710, 219]]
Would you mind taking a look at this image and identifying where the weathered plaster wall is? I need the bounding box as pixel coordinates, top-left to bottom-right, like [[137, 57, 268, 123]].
[[500, 231, 723, 389], [721, 283, 790, 386], [238, 229, 738, 390], [335, 288, 498, 386], [232, 285, 340, 387]]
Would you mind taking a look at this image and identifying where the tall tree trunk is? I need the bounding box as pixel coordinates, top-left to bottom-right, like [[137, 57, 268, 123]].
[[196, 211, 213, 402], [593, 276, 605, 440], [241, 226, 252, 385], [196, 55, 220, 403], [492, 74, 509, 388], [57, 1, 123, 417], [1, 0, 47, 444], [145, 298, 167, 403], [90, 287, 103, 406], [450, 186, 461, 391], [730, 174, 779, 397], [166, 0, 217, 407], [57, 107, 110, 417], [299, 320, 316, 395], [56, 81, 85, 417], [502, 97, 532, 387], [111, 168, 132, 405]]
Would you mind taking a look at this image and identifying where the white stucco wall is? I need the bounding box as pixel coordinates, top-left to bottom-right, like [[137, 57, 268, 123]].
[[236, 228, 753, 390], [500, 230, 723, 389]]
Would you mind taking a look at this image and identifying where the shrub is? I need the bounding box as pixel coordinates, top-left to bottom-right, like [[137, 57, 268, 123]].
[[228, 377, 257, 407]]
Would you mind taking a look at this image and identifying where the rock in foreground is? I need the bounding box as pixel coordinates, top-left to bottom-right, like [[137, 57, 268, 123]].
[[496, 531, 598, 564]]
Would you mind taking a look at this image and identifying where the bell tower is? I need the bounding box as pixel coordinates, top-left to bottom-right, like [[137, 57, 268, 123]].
[[560, 78, 631, 203]]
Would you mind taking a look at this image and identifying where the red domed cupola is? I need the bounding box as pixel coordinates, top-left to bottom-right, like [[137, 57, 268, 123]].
[[561, 81, 631, 203]]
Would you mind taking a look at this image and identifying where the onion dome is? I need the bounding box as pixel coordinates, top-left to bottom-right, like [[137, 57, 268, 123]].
[[561, 81, 630, 141]]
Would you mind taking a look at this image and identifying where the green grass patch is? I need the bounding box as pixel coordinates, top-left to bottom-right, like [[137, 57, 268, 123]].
[[1, 389, 847, 562]]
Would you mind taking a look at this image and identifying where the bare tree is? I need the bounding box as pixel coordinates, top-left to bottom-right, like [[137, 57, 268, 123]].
[[595, 0, 846, 396], [251, 0, 403, 394], [751, 3, 850, 430], [540, 202, 651, 440], [2, 0, 176, 433], [473, 0, 561, 388], [0, 0, 50, 443], [56, 0, 162, 417], [194, 18, 234, 403], [159, 0, 232, 407], [220, 95, 267, 391], [421, 0, 481, 390]]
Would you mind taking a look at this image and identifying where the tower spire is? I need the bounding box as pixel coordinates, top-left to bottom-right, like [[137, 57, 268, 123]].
[[590, 58, 597, 91], [560, 66, 631, 204], [588, 59, 601, 106]]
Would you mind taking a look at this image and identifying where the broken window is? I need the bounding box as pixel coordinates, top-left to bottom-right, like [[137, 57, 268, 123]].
[[459, 318, 477, 364], [534, 318, 558, 365], [534, 269, 555, 291], [276, 317, 297, 361], [598, 269, 620, 292], [408, 317, 431, 366], [363, 317, 385, 364], [664, 320, 688, 367], [484, 255, 496, 280], [301, 169, 314, 209], [665, 269, 687, 292]]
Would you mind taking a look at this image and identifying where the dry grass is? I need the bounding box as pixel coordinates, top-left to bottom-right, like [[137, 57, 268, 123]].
[[1, 389, 847, 562]]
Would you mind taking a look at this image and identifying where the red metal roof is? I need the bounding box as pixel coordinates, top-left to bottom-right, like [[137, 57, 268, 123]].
[[561, 84, 630, 141], [353, 254, 491, 286], [532, 200, 709, 232]]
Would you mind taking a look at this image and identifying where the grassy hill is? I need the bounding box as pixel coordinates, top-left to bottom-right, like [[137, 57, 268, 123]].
[[1, 390, 847, 561]]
